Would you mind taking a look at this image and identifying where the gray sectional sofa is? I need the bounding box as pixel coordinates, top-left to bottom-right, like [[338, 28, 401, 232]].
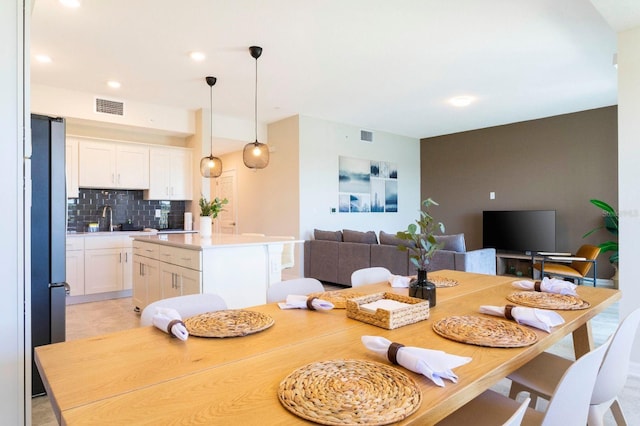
[[303, 229, 496, 286]]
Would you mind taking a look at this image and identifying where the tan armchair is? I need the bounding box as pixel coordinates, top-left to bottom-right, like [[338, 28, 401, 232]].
[[533, 244, 601, 286]]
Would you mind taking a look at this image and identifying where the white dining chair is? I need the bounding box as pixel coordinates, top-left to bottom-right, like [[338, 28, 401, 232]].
[[508, 307, 640, 425], [436, 338, 610, 426], [350, 266, 391, 287], [503, 397, 531, 426], [266, 278, 324, 303], [139, 293, 227, 326]]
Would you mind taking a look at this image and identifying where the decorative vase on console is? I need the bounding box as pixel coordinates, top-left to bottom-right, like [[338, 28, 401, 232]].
[[396, 198, 445, 308], [198, 195, 229, 238]]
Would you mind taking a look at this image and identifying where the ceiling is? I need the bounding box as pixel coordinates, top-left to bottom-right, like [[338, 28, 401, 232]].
[[30, 0, 640, 153]]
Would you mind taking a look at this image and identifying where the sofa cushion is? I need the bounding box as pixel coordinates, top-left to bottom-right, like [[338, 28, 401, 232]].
[[435, 233, 466, 252], [342, 229, 378, 244], [306, 240, 340, 283], [314, 229, 343, 241], [338, 242, 372, 286], [379, 230, 416, 248], [371, 244, 410, 276]]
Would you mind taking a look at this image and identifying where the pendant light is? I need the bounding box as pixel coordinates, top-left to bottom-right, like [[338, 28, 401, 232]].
[[200, 76, 223, 178], [243, 46, 269, 169]]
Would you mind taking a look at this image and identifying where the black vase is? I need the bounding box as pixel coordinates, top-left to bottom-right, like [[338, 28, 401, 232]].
[[409, 269, 436, 307]]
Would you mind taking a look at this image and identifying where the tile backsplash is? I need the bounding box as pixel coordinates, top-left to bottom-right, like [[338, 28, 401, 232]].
[[67, 189, 186, 232]]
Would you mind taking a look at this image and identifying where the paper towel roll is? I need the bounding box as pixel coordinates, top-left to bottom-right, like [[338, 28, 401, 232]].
[[184, 212, 193, 231]]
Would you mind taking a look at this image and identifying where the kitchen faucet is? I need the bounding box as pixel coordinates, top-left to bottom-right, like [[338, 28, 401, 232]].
[[102, 205, 115, 232]]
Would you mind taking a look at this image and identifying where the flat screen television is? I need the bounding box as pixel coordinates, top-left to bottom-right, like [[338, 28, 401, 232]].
[[482, 210, 556, 254]]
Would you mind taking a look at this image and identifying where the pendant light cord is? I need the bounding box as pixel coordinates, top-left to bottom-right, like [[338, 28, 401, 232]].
[[254, 56, 258, 143], [210, 83, 214, 155]]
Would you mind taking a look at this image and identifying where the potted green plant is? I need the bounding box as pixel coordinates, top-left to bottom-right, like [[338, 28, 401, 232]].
[[396, 198, 445, 306], [198, 195, 228, 237], [583, 199, 618, 286]]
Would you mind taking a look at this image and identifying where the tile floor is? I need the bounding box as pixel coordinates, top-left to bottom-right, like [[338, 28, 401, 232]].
[[32, 297, 639, 425]]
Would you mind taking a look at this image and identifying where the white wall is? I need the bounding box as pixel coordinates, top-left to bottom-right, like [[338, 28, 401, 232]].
[[31, 84, 195, 136], [31, 84, 266, 148], [1, 1, 27, 423], [298, 115, 421, 240], [219, 115, 300, 237], [217, 114, 420, 277], [617, 26, 640, 363]]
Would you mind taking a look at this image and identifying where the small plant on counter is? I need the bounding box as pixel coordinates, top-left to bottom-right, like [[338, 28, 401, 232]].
[[199, 195, 228, 218]]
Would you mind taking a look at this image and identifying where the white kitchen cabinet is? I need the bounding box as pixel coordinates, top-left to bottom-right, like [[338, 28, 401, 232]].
[[84, 248, 124, 294], [122, 247, 133, 290], [78, 139, 149, 189], [144, 146, 192, 200], [132, 253, 159, 312], [132, 242, 202, 305], [132, 240, 161, 311], [83, 235, 134, 295], [65, 237, 84, 296], [65, 138, 79, 198], [159, 262, 201, 299]]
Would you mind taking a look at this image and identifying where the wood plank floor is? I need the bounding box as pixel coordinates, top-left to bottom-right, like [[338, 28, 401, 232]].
[[32, 295, 640, 425]]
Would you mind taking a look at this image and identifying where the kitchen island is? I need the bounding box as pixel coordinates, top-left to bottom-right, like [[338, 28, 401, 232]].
[[131, 233, 299, 310]]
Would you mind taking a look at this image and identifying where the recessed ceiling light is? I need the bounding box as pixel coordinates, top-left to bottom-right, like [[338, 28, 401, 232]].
[[35, 54, 52, 63], [190, 51, 206, 61], [59, 0, 81, 8], [449, 96, 475, 107], [107, 80, 121, 89]]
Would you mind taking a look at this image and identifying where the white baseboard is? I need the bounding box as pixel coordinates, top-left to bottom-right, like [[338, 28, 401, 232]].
[[66, 289, 132, 305]]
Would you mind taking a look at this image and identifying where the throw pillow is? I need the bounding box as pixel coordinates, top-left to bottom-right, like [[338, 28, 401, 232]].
[[435, 233, 466, 252], [342, 229, 378, 244], [314, 229, 343, 241], [379, 231, 415, 248]]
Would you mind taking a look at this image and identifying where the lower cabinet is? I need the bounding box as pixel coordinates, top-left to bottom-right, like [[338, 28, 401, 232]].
[[132, 240, 202, 311], [132, 254, 160, 311], [159, 263, 201, 299], [68, 234, 135, 296], [66, 237, 85, 296], [84, 247, 133, 294]]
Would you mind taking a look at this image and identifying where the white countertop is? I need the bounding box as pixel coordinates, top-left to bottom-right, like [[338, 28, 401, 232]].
[[67, 230, 158, 238], [132, 233, 301, 250]]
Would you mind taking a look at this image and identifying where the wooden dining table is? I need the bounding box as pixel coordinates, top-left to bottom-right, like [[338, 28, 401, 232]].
[[35, 270, 620, 425]]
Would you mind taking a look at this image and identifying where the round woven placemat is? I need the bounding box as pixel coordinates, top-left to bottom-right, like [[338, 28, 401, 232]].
[[432, 315, 538, 348], [506, 291, 590, 310], [278, 359, 422, 425], [308, 291, 368, 309], [183, 310, 274, 338], [428, 275, 459, 288]]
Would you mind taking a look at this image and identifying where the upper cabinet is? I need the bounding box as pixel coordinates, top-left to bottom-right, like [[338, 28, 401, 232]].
[[78, 139, 149, 189], [66, 137, 79, 198], [144, 146, 192, 200]]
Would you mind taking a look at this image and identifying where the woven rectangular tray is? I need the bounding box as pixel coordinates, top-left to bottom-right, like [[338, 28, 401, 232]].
[[346, 292, 429, 330]]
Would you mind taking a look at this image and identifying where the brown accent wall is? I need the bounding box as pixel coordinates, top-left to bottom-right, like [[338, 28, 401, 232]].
[[421, 106, 618, 279]]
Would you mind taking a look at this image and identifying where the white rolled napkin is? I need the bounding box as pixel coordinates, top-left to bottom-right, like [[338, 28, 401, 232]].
[[278, 295, 334, 311], [479, 305, 565, 333], [152, 307, 189, 341], [361, 336, 472, 387], [512, 276, 577, 296], [388, 274, 411, 288]]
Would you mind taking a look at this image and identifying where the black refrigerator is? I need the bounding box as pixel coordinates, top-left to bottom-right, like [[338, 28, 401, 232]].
[[30, 114, 68, 396]]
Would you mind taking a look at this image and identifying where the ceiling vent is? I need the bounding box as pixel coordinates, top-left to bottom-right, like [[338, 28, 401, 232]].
[[360, 130, 373, 143], [95, 97, 124, 116]]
